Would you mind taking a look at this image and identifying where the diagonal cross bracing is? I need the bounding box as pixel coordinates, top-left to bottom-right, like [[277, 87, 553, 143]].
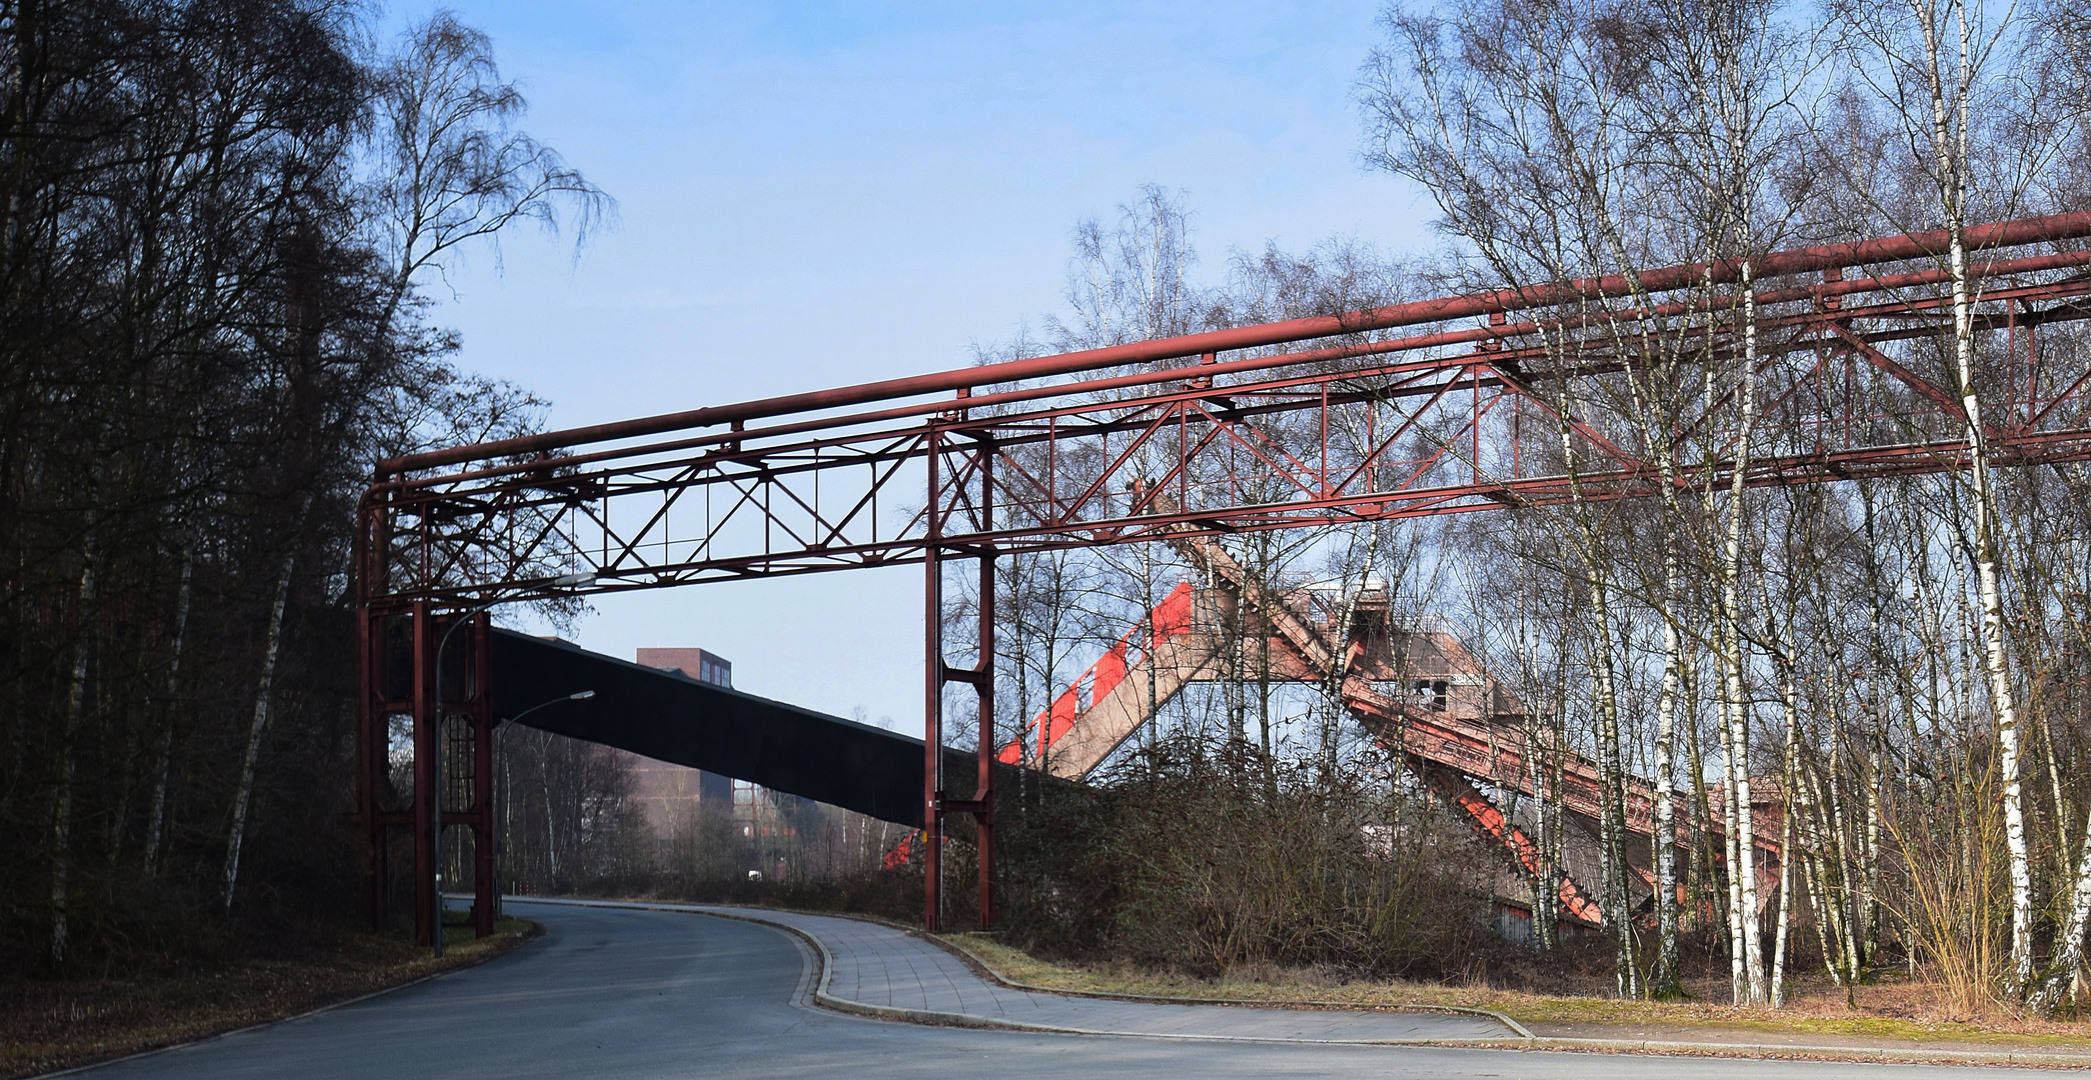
[[361, 212, 2091, 609], [359, 212, 2091, 936]]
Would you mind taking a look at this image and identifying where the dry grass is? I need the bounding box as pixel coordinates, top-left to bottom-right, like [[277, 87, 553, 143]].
[[0, 918, 538, 1079], [945, 932, 2091, 1050]]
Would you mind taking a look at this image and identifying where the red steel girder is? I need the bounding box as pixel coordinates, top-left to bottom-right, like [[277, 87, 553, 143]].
[[360, 212, 2091, 935], [361, 239, 2091, 604], [375, 212, 2091, 476]]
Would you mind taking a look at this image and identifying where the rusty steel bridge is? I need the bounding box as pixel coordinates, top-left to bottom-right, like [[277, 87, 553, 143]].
[[358, 212, 2091, 945]]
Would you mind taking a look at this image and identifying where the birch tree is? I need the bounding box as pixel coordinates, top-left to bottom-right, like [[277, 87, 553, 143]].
[[1830, 0, 2074, 1000], [0, 1, 596, 969]]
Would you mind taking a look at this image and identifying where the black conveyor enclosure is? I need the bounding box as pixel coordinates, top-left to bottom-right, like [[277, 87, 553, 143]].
[[491, 629, 979, 827]]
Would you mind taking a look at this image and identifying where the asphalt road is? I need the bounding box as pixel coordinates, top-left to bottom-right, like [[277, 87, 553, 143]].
[[72, 901, 2023, 1079]]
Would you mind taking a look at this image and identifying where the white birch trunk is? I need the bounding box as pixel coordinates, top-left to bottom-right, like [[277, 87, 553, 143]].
[[1684, 670, 1717, 938], [1771, 654, 1800, 1008], [540, 739, 560, 887], [1825, 739, 1862, 986], [1716, 259, 1765, 1004], [144, 549, 193, 876], [2030, 805, 2091, 1012], [1721, 714, 1746, 1003], [1591, 583, 1638, 998], [1960, 258, 2032, 996], [1909, 0, 2032, 997], [1519, 570, 1560, 950], [221, 552, 295, 911], [1863, 739, 1884, 965], [1652, 548, 1683, 997], [1559, 412, 1638, 997], [49, 535, 98, 966], [1797, 755, 1845, 984]]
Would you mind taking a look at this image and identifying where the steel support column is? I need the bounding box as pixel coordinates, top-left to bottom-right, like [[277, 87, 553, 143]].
[[358, 604, 386, 930], [356, 212, 2091, 947], [422, 610, 500, 943], [357, 495, 398, 934], [973, 549, 995, 929], [469, 612, 497, 937], [922, 428, 945, 932], [923, 434, 999, 932], [971, 439, 996, 930], [411, 601, 437, 948]]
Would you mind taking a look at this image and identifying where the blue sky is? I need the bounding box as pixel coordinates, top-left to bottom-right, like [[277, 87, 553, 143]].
[[398, 0, 1434, 727]]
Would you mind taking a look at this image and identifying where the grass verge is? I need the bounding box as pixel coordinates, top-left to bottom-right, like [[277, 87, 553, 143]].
[[943, 933, 2091, 1052], [1, 918, 538, 1080]]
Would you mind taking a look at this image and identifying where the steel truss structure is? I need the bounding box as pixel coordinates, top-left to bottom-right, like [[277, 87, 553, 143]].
[[360, 212, 2091, 938]]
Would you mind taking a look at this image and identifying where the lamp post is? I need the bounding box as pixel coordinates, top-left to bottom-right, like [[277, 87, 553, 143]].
[[494, 690, 595, 920], [432, 571, 594, 956]]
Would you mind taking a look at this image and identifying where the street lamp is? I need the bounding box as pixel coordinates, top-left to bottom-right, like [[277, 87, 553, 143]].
[[432, 571, 595, 956], [507, 689, 597, 724], [493, 690, 595, 922]]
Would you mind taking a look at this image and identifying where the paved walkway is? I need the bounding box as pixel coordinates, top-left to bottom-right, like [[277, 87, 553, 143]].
[[510, 897, 1514, 1044]]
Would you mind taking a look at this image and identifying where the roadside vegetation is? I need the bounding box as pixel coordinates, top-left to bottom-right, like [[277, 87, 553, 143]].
[[558, 0, 2091, 1024], [943, 930, 2091, 1049], [0, 918, 536, 1080], [0, 0, 599, 979], [19, 0, 2091, 1064], [933, 0, 2091, 1027], [675, 0, 2091, 1028]]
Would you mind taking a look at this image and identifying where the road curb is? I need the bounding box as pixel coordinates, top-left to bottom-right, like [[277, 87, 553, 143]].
[[499, 899, 1018, 1031], [1507, 1036, 2091, 1067], [513, 899, 2091, 1066], [518, 897, 1523, 1044], [920, 932, 2091, 1067], [923, 931, 1536, 1038], [662, 904, 1067, 1034]]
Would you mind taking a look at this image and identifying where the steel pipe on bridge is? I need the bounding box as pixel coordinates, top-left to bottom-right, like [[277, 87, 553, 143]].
[[359, 211, 2091, 937]]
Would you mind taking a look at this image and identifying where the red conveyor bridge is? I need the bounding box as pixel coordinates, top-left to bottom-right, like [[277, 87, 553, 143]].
[[358, 213, 2091, 943]]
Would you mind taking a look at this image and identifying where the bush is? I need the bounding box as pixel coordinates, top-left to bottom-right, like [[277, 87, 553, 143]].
[[997, 740, 1495, 980]]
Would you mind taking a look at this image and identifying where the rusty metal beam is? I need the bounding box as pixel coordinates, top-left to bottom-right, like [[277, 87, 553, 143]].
[[358, 212, 2091, 934], [377, 212, 2091, 474]]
